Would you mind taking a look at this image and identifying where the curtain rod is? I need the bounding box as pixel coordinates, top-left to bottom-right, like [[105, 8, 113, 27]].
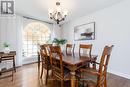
[[23, 16, 53, 24]]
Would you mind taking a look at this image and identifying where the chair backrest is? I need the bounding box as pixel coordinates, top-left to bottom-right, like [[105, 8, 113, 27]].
[[40, 44, 52, 55], [66, 44, 75, 55], [79, 44, 92, 57], [42, 44, 52, 48], [97, 45, 114, 86], [40, 44, 52, 49], [49, 46, 64, 79], [40, 45, 50, 69]]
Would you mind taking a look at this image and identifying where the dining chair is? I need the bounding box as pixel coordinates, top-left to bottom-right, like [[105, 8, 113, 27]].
[[38, 44, 52, 71], [79, 44, 96, 68], [49, 46, 70, 87], [66, 44, 75, 55], [79, 45, 114, 87], [79, 44, 92, 57], [40, 44, 52, 85], [41, 44, 52, 55]]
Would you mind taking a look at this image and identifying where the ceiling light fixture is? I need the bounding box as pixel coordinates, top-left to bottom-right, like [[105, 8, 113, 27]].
[[49, 2, 68, 24]]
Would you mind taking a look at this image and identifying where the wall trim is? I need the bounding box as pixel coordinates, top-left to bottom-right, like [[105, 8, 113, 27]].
[[108, 70, 130, 80]]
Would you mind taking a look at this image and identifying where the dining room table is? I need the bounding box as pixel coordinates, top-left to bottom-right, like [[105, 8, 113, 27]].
[[54, 52, 98, 87]]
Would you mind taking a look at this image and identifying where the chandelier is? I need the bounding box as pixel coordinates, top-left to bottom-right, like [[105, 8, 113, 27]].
[[49, 2, 68, 24]]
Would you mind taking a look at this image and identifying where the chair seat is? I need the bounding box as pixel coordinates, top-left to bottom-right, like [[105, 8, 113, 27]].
[[79, 67, 98, 86], [84, 67, 98, 72], [52, 66, 70, 80]]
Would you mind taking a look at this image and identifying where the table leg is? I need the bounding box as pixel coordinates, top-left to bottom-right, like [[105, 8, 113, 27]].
[[70, 71, 76, 87], [93, 57, 97, 69], [0, 60, 1, 75], [69, 65, 78, 87], [13, 57, 16, 72]]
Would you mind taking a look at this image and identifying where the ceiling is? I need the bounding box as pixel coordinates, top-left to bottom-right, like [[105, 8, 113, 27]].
[[15, 0, 124, 24]]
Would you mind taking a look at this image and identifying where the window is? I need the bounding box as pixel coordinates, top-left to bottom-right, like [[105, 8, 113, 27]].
[[23, 22, 51, 58]]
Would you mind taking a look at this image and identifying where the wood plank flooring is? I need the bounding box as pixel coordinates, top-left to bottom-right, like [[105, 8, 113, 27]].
[[0, 63, 130, 87]]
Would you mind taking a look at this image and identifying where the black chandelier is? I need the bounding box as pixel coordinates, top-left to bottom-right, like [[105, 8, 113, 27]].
[[49, 2, 68, 24]]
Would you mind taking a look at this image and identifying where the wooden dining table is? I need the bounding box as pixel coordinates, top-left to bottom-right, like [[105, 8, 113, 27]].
[[54, 52, 98, 87]]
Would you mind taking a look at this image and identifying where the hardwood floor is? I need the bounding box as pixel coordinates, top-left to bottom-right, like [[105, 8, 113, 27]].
[[0, 63, 130, 87]]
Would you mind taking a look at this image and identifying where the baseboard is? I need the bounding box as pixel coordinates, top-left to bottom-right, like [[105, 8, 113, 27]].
[[23, 62, 38, 66], [108, 70, 130, 80], [22, 58, 38, 65]]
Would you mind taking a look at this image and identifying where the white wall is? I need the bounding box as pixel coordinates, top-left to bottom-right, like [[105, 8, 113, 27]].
[[52, 24, 62, 39], [62, 0, 130, 79]]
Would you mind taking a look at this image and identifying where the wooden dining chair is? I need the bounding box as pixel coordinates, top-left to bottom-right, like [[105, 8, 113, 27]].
[[40, 44, 52, 85], [79, 44, 92, 57], [79, 44, 96, 68], [66, 44, 75, 55], [79, 45, 114, 87], [49, 46, 70, 87], [38, 44, 52, 71], [41, 44, 52, 55]]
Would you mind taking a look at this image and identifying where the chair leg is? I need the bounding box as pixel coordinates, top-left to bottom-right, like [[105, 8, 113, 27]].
[[104, 75, 107, 87], [61, 80, 64, 87], [87, 84, 89, 87], [76, 79, 79, 87], [93, 63, 96, 69], [93, 59, 97, 69], [40, 63, 44, 78], [12, 68, 14, 81], [38, 61, 40, 72], [45, 69, 49, 85], [88, 63, 90, 68], [52, 76, 54, 86], [83, 81, 85, 87], [38, 55, 40, 71]]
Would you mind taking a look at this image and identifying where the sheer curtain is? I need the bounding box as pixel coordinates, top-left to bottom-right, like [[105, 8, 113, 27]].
[[15, 16, 23, 66]]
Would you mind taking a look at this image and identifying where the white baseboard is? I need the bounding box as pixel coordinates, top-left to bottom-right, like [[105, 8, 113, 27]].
[[108, 70, 130, 80], [22, 57, 37, 65]]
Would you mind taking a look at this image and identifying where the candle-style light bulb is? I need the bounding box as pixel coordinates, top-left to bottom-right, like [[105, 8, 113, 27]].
[[49, 9, 53, 14], [64, 10, 68, 16]]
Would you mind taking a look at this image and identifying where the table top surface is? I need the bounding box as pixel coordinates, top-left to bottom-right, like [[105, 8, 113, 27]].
[[54, 53, 98, 66], [0, 51, 16, 57]]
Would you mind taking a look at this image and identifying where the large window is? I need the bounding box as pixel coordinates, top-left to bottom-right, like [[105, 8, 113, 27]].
[[23, 22, 51, 58]]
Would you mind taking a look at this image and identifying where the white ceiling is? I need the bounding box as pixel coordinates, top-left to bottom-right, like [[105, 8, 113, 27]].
[[15, 0, 124, 24]]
